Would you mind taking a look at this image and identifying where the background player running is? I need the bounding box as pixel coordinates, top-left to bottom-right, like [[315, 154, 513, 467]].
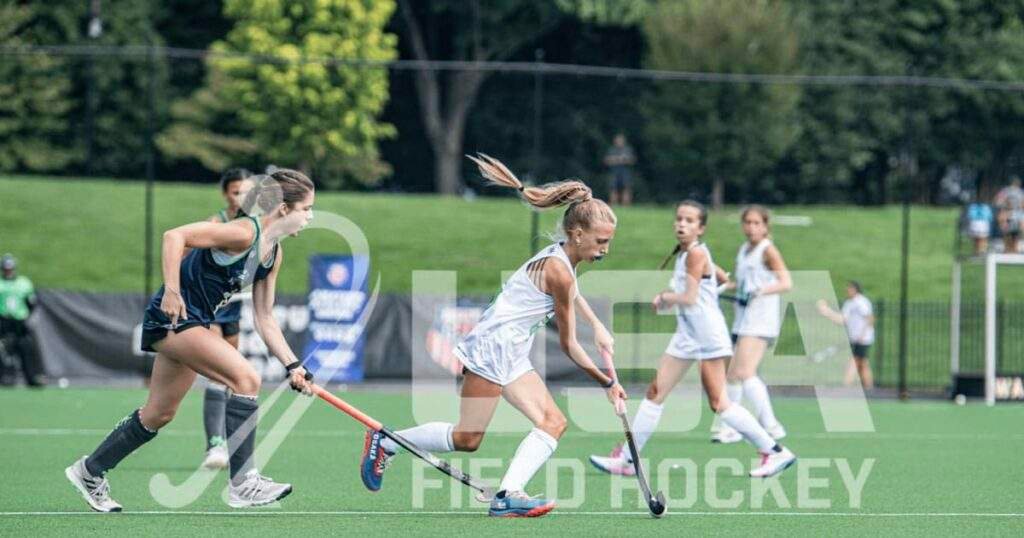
[[201, 168, 254, 471], [65, 170, 316, 512], [590, 200, 797, 479], [713, 205, 792, 444], [360, 155, 626, 518]]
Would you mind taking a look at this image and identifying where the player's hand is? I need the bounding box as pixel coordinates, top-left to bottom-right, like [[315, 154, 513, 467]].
[[605, 382, 627, 405], [161, 288, 187, 327], [652, 292, 665, 311], [594, 325, 615, 356], [815, 299, 830, 315], [289, 366, 314, 395]]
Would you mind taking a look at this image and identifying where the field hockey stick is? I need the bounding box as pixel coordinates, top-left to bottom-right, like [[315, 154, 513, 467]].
[[717, 283, 745, 305], [599, 350, 667, 518], [312, 384, 497, 502]]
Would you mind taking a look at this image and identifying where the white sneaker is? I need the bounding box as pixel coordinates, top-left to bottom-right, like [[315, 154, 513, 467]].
[[765, 423, 787, 441], [202, 443, 229, 470], [588, 444, 635, 476], [227, 469, 292, 508], [711, 426, 743, 444], [65, 456, 122, 512], [749, 447, 797, 478]]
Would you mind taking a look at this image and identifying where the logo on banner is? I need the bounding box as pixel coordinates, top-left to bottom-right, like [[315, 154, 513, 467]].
[[425, 303, 485, 375], [303, 255, 369, 383]]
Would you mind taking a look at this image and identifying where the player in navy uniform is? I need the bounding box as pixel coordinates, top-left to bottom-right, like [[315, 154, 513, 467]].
[[201, 168, 254, 471], [65, 170, 315, 512]]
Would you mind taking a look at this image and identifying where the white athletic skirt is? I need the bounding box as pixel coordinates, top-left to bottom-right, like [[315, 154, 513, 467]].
[[968, 220, 991, 238], [666, 310, 733, 360], [732, 294, 782, 339], [454, 325, 536, 386]]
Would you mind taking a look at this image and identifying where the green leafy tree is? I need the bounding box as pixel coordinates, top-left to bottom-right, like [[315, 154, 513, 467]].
[[0, 1, 79, 172], [641, 0, 801, 207], [209, 0, 398, 188]]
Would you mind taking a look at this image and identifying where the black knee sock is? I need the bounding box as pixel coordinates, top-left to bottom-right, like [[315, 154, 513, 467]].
[[225, 393, 259, 486], [202, 384, 228, 450], [84, 409, 157, 477]]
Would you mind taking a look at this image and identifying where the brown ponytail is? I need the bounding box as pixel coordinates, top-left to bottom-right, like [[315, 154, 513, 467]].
[[242, 168, 315, 216], [659, 244, 682, 270], [468, 153, 616, 232]]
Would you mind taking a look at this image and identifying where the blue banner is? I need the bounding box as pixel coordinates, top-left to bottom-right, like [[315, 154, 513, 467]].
[[302, 255, 369, 382]]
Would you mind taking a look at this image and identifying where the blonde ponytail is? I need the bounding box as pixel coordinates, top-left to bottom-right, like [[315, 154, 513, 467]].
[[468, 154, 615, 236]]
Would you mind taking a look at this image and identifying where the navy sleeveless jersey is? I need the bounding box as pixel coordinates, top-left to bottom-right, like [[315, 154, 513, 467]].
[[143, 216, 276, 331]]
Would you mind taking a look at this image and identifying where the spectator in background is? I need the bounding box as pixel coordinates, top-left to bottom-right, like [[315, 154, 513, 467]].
[[964, 195, 994, 256], [603, 133, 636, 206], [994, 176, 1024, 253], [817, 281, 875, 390], [0, 254, 44, 387]]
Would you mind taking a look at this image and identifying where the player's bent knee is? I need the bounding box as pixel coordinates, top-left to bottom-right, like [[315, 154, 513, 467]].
[[646, 383, 667, 403], [452, 431, 485, 452], [229, 370, 262, 395], [539, 410, 568, 439]]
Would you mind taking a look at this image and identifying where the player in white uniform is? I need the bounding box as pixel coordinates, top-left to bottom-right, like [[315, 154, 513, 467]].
[[360, 155, 626, 518], [713, 205, 792, 444], [590, 201, 796, 478]]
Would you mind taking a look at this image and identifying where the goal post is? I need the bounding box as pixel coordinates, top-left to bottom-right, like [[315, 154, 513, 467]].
[[951, 253, 1024, 406]]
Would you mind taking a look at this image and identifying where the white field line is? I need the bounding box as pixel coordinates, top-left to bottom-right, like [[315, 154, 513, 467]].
[[0, 510, 1022, 518]]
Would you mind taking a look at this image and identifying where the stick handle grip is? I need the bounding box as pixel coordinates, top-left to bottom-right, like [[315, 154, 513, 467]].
[[599, 349, 627, 416], [313, 384, 383, 431]]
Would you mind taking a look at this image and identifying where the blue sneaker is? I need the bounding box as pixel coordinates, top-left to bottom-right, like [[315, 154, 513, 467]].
[[488, 490, 556, 518], [360, 429, 394, 492]]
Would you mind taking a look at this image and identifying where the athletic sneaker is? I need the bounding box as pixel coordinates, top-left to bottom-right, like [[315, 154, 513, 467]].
[[711, 426, 743, 444], [488, 490, 556, 517], [749, 447, 797, 478], [765, 423, 787, 441], [360, 429, 394, 492], [202, 438, 229, 470], [65, 456, 122, 512], [588, 443, 635, 476], [227, 469, 292, 507]]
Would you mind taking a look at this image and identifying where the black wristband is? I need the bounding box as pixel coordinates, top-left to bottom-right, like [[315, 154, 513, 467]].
[[602, 377, 616, 389], [285, 361, 304, 372]]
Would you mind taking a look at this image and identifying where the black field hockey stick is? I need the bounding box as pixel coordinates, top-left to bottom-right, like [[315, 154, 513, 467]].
[[600, 351, 667, 518], [313, 384, 497, 502]]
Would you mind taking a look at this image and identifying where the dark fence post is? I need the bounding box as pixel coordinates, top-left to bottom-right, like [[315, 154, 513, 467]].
[[997, 299, 1005, 376], [875, 299, 885, 385], [529, 48, 544, 255], [144, 45, 157, 296]]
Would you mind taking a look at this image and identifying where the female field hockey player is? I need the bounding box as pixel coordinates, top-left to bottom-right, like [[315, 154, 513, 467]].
[[201, 167, 254, 471], [712, 205, 792, 444], [590, 201, 796, 478], [65, 170, 316, 512], [817, 281, 875, 389], [360, 155, 626, 518]]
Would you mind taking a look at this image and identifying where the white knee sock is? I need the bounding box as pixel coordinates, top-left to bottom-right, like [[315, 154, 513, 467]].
[[742, 376, 780, 428], [382, 422, 454, 454], [718, 403, 776, 453], [626, 399, 664, 461], [499, 428, 557, 493], [711, 383, 743, 433]]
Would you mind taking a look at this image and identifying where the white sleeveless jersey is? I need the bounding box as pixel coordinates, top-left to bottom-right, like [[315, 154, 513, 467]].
[[454, 243, 577, 385], [732, 239, 782, 338], [665, 243, 733, 360]]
